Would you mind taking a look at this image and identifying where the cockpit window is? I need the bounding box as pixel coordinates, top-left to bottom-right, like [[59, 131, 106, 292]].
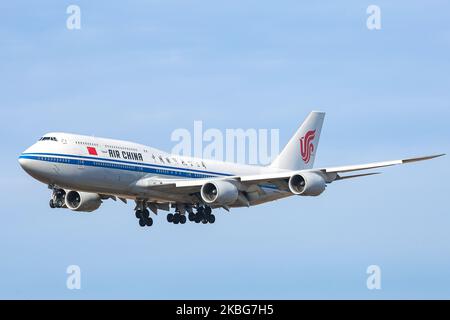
[[39, 137, 58, 142]]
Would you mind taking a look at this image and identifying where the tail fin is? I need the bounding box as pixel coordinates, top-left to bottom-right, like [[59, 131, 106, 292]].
[[270, 111, 325, 171]]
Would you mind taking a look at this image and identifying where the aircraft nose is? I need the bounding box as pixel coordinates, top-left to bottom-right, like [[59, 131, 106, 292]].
[[18, 156, 33, 173], [18, 154, 50, 185], [19, 144, 37, 170]]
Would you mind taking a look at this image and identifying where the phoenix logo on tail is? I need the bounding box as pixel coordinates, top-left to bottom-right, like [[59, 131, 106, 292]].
[[300, 130, 316, 164]]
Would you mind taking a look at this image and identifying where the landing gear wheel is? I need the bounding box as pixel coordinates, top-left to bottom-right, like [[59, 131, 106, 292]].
[[188, 212, 196, 221], [142, 209, 150, 219], [167, 213, 174, 223], [135, 210, 142, 219], [49, 199, 55, 209], [208, 214, 216, 224], [139, 219, 146, 227], [173, 214, 180, 224], [195, 214, 202, 223], [180, 215, 187, 224], [55, 199, 63, 208], [205, 206, 212, 215], [145, 217, 153, 227], [202, 218, 208, 224]]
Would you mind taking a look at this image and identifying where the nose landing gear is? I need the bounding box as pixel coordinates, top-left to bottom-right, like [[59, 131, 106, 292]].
[[49, 187, 66, 209]]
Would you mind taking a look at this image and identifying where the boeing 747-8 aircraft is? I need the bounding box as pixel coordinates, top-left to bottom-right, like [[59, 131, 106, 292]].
[[18, 112, 443, 227]]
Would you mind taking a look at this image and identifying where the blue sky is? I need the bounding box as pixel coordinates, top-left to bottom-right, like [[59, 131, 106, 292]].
[[0, 0, 449, 299]]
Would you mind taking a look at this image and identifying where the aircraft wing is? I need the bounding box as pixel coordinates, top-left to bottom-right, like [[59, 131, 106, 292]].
[[132, 154, 444, 194], [132, 175, 241, 195], [318, 154, 445, 174]]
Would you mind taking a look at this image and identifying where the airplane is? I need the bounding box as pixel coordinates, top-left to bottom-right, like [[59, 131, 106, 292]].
[[18, 111, 444, 228]]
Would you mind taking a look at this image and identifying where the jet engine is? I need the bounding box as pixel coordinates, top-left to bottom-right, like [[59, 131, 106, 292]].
[[288, 172, 326, 196], [200, 180, 239, 206], [65, 191, 102, 212]]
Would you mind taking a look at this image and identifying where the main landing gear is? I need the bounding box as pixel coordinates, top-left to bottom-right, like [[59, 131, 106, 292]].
[[167, 205, 215, 225], [191, 206, 215, 224], [134, 200, 154, 228], [166, 212, 187, 224], [135, 209, 153, 227], [135, 202, 216, 228]]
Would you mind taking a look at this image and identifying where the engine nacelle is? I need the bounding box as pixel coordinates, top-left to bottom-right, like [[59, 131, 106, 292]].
[[200, 180, 239, 206], [65, 191, 102, 212], [288, 172, 326, 196]]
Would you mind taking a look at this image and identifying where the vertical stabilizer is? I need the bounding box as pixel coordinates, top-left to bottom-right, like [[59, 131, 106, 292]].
[[270, 111, 325, 171]]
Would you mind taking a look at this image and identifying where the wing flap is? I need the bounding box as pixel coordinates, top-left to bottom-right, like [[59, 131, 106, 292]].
[[335, 172, 381, 180]]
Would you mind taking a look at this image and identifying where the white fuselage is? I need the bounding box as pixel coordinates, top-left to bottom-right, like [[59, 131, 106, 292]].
[[19, 132, 289, 206]]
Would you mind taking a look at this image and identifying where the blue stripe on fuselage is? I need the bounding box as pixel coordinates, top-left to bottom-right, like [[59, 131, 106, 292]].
[[18, 153, 280, 190], [20, 152, 232, 177], [19, 154, 219, 179]]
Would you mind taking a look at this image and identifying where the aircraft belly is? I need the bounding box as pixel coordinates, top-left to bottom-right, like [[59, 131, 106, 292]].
[[23, 160, 55, 185], [52, 165, 138, 195], [248, 190, 292, 206]]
